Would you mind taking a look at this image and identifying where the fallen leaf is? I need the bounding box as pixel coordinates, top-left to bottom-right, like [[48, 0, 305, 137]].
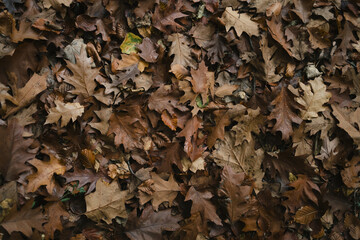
[[168, 33, 196, 69], [138, 172, 180, 210], [185, 186, 222, 225], [294, 205, 318, 225], [85, 180, 128, 224], [0, 119, 34, 181], [120, 33, 142, 54], [219, 7, 259, 37], [125, 205, 181, 240], [64, 46, 100, 98], [137, 37, 158, 63], [26, 154, 66, 194], [45, 100, 84, 127]]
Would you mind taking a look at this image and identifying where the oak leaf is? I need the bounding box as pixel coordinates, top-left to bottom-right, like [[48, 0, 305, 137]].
[[152, 3, 188, 33], [331, 105, 360, 150], [85, 180, 128, 224], [292, 0, 314, 23], [137, 37, 158, 63], [63, 166, 103, 194], [190, 61, 214, 104], [296, 77, 331, 120], [185, 186, 222, 225], [219, 165, 253, 223], [168, 33, 196, 69], [45, 100, 84, 127], [43, 201, 70, 238], [268, 86, 303, 140], [0, 119, 34, 181], [1, 200, 46, 237], [64, 47, 100, 98], [125, 205, 181, 240], [0, 82, 17, 112], [26, 154, 66, 194], [219, 7, 259, 37], [5, 72, 48, 117], [138, 172, 180, 211], [283, 174, 320, 213], [89, 107, 112, 135]]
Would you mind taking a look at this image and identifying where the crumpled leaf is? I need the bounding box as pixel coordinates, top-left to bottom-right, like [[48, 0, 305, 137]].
[[341, 156, 360, 189]]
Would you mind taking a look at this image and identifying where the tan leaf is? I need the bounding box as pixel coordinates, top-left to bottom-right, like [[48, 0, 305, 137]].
[[219, 7, 259, 37], [332, 105, 360, 150], [9, 103, 37, 128], [111, 53, 147, 73], [294, 205, 318, 224], [26, 154, 66, 194], [6, 73, 48, 118], [296, 77, 331, 120], [45, 100, 84, 127], [0, 82, 17, 112], [85, 180, 128, 224], [168, 33, 196, 69], [215, 84, 238, 98], [138, 172, 180, 211], [89, 107, 112, 135], [64, 46, 99, 98]]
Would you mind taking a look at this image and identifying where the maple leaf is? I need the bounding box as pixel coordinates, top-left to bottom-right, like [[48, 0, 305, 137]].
[[5, 72, 48, 118], [282, 174, 320, 213], [45, 99, 84, 127], [219, 165, 254, 223], [185, 186, 222, 225], [341, 156, 360, 189], [1, 200, 46, 237], [138, 172, 180, 211], [64, 46, 100, 98], [26, 154, 66, 194], [0, 119, 34, 181], [125, 205, 181, 240], [268, 86, 303, 140], [219, 7, 259, 37], [85, 180, 128, 224], [168, 33, 196, 69]]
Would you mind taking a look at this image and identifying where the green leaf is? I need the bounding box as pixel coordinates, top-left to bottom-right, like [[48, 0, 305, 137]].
[[120, 33, 142, 54], [196, 95, 209, 108]]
